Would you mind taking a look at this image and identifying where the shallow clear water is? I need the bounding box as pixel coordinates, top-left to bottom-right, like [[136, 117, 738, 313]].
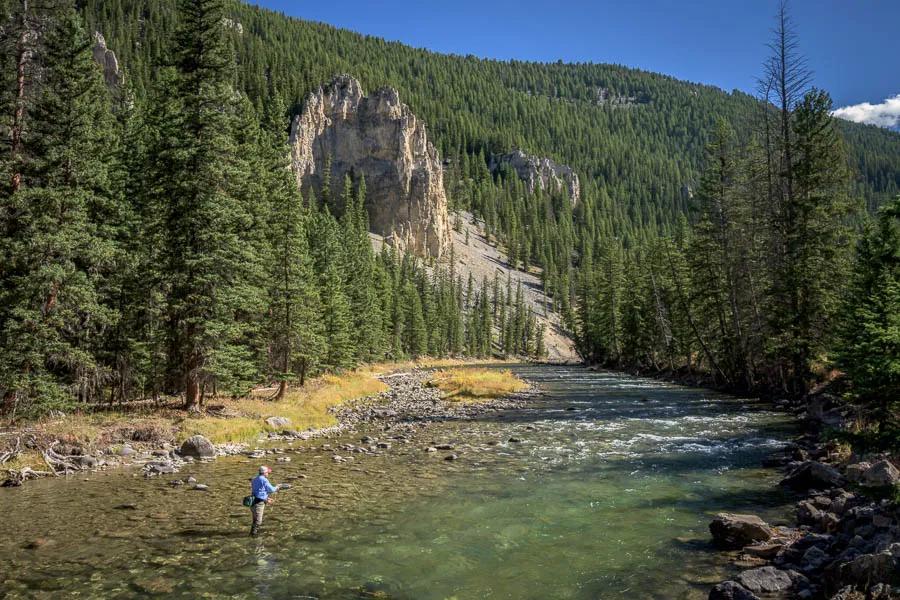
[[0, 365, 798, 599]]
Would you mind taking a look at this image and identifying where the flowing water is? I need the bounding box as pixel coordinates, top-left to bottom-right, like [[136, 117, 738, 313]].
[[0, 365, 798, 599]]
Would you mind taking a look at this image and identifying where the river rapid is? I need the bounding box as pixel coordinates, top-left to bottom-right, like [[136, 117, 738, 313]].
[[0, 365, 799, 599]]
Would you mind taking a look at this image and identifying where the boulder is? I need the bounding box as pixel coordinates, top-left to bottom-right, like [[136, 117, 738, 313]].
[[737, 567, 793, 594], [710, 514, 774, 549], [860, 460, 900, 488], [838, 548, 899, 586], [265, 416, 292, 429], [801, 545, 830, 571], [708, 581, 761, 600], [845, 462, 871, 483], [179, 435, 215, 459], [780, 461, 846, 490]]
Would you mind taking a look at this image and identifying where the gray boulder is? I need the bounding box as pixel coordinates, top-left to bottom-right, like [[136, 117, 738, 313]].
[[179, 435, 215, 459], [845, 462, 871, 483], [860, 460, 900, 488], [265, 416, 292, 429], [780, 461, 846, 490], [710, 513, 774, 549], [708, 581, 761, 600], [737, 567, 793, 594]]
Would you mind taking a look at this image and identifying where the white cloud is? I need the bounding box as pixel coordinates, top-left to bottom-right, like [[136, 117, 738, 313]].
[[832, 94, 900, 129]]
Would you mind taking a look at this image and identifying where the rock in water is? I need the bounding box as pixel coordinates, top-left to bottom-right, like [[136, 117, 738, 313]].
[[709, 514, 774, 549], [736, 567, 793, 594], [708, 581, 761, 600], [779, 460, 846, 490], [489, 149, 581, 204], [179, 435, 215, 459], [289, 75, 451, 258]]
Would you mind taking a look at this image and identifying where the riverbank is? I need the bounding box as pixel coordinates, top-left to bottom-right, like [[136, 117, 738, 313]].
[[0, 360, 529, 487], [705, 404, 899, 599]]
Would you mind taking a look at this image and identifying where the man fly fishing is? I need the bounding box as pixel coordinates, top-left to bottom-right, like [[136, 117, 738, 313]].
[[248, 465, 281, 536]]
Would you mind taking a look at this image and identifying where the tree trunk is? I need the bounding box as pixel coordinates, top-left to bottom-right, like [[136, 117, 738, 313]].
[[184, 373, 201, 411], [274, 379, 286, 402]]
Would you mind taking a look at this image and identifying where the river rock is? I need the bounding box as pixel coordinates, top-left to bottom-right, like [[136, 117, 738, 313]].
[[833, 546, 900, 587], [859, 460, 900, 488], [192, 484, 209, 491], [265, 416, 292, 429], [710, 514, 774, 549], [737, 566, 794, 594], [780, 461, 846, 490], [179, 435, 215, 459], [117, 445, 136, 457], [76, 455, 99, 469], [801, 545, 830, 571], [743, 542, 786, 560], [144, 461, 176, 475], [708, 581, 761, 600]]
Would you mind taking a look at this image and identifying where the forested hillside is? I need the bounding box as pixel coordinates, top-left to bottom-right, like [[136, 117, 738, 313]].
[[80, 0, 900, 233]]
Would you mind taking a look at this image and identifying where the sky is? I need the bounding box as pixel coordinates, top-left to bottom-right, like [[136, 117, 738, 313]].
[[249, 0, 900, 129]]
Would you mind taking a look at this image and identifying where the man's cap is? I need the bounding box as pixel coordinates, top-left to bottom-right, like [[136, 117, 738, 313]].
[[259, 465, 271, 475]]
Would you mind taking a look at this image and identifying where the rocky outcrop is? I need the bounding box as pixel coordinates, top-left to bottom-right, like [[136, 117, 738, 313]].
[[489, 149, 580, 204], [91, 32, 123, 89], [289, 75, 451, 257]]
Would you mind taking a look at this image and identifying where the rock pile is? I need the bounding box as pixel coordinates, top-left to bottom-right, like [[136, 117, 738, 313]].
[[708, 452, 900, 599]]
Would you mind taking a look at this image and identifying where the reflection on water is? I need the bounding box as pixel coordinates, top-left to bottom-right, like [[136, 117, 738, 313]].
[[0, 365, 797, 599]]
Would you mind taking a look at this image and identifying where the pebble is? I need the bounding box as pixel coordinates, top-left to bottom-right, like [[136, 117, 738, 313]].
[[444, 454, 458, 461]]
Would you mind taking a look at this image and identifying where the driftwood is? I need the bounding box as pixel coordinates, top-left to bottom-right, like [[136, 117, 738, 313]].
[[41, 442, 82, 475], [2, 467, 53, 487], [0, 436, 22, 464]]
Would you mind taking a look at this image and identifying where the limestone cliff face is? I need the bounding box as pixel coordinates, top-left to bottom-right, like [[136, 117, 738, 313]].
[[289, 75, 450, 258], [490, 149, 580, 204], [91, 32, 123, 89]]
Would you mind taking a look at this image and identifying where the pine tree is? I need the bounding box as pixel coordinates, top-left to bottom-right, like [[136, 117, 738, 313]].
[[835, 197, 900, 435], [263, 95, 323, 398], [156, 0, 260, 408]]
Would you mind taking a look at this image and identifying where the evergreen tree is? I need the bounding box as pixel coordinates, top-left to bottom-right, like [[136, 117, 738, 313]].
[[835, 197, 900, 435], [0, 6, 121, 416]]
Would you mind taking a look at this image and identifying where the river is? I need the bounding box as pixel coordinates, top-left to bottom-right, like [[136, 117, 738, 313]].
[[0, 365, 798, 599]]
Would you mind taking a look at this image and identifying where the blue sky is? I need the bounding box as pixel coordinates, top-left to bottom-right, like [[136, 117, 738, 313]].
[[250, 0, 900, 127]]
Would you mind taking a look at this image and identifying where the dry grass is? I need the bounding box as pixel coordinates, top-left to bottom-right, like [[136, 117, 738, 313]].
[[2, 449, 45, 472], [178, 370, 389, 444], [428, 368, 528, 403], [0, 360, 516, 459]]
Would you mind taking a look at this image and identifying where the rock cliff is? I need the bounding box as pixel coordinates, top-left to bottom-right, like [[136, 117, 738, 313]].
[[490, 149, 580, 204], [289, 75, 451, 257], [91, 32, 123, 89]]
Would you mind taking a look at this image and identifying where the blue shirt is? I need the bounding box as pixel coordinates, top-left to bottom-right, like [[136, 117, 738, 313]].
[[251, 475, 278, 500]]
